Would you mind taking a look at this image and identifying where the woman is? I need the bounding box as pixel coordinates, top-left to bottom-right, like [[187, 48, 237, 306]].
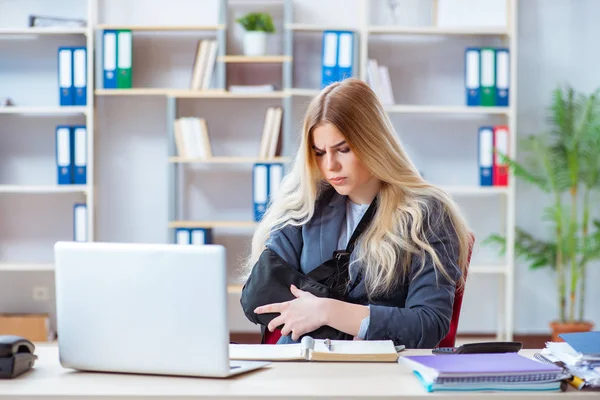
[[240, 78, 472, 349]]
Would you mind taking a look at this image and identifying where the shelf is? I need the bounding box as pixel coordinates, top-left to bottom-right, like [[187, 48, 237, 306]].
[[0, 263, 54, 272], [0, 106, 88, 115], [286, 23, 358, 32], [218, 55, 292, 63], [384, 105, 511, 115], [367, 26, 509, 36], [469, 265, 507, 274], [0, 185, 88, 194], [169, 90, 287, 99], [96, 24, 225, 31], [0, 27, 87, 35], [95, 88, 172, 96], [169, 156, 291, 164], [169, 221, 258, 229], [441, 185, 509, 196], [286, 88, 320, 97], [228, 284, 244, 295]]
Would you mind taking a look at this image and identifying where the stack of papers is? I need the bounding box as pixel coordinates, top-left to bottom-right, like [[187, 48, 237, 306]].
[[400, 353, 566, 392]]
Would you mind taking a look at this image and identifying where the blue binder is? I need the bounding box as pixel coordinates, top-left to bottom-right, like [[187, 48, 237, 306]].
[[175, 228, 191, 244], [73, 47, 87, 106], [478, 126, 494, 186], [320, 30, 339, 88], [73, 125, 87, 184], [253, 163, 269, 222], [495, 48, 510, 107], [336, 31, 354, 81], [55, 125, 73, 184], [103, 30, 118, 89], [464, 48, 480, 106], [191, 228, 212, 245], [58, 47, 73, 106]]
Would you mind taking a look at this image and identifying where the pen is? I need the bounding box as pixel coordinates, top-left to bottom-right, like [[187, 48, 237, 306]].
[[324, 338, 332, 351], [534, 353, 586, 390]]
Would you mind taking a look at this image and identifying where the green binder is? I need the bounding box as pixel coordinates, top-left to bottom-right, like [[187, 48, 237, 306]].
[[117, 29, 132, 89], [480, 47, 496, 106]]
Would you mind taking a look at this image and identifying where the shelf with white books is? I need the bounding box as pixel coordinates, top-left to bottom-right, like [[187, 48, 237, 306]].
[[441, 185, 509, 196], [0, 106, 88, 115], [285, 23, 358, 32], [0, 185, 89, 194], [0, 263, 55, 272], [367, 26, 509, 36], [95, 88, 173, 96], [0, 27, 87, 36], [217, 55, 292, 63], [168, 221, 258, 229], [383, 105, 511, 115], [95, 24, 225, 31], [168, 156, 291, 164]]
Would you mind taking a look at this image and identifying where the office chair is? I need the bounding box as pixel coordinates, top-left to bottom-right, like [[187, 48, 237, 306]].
[[263, 233, 474, 348]]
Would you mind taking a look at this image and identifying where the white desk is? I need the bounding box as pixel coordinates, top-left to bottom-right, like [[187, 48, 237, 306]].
[[1, 344, 597, 399]]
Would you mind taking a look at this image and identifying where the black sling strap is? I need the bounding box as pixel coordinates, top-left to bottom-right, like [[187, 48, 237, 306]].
[[305, 196, 378, 296]]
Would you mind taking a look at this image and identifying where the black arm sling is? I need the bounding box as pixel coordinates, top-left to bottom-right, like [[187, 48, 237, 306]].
[[240, 196, 378, 342]]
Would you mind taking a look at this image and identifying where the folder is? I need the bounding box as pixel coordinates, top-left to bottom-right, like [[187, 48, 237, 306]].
[[337, 31, 354, 81], [495, 48, 510, 107], [73, 125, 87, 185], [102, 30, 118, 89], [253, 163, 269, 222], [73, 47, 87, 106], [73, 203, 87, 242], [480, 48, 496, 106], [320, 31, 339, 88], [175, 228, 191, 245], [191, 228, 212, 245], [493, 125, 509, 186], [464, 48, 480, 106], [558, 331, 600, 358], [478, 126, 493, 186], [55, 126, 73, 185], [268, 163, 283, 205], [117, 30, 132, 88], [58, 47, 73, 106], [230, 338, 398, 362]]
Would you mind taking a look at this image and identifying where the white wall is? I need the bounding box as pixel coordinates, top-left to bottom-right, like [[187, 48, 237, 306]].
[[1, 0, 599, 337]]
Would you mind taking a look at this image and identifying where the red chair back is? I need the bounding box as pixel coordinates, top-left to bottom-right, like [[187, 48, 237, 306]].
[[263, 233, 474, 347]]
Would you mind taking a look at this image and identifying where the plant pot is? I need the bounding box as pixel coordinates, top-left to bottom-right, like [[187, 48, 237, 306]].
[[549, 320, 594, 342], [243, 31, 267, 56]]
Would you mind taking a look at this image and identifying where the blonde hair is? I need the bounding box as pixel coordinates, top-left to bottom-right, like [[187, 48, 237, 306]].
[[241, 78, 471, 297]]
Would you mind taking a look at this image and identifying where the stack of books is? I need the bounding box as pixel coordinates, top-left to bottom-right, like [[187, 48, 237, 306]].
[[400, 353, 567, 392]]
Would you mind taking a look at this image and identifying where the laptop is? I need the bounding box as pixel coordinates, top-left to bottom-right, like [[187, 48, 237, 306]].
[[54, 241, 270, 378]]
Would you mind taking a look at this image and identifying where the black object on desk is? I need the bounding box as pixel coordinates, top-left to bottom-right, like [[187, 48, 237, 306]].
[[432, 341, 523, 355], [0, 335, 37, 378]]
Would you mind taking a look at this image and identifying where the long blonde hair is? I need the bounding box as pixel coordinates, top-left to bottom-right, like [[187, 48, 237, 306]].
[[242, 78, 471, 297]]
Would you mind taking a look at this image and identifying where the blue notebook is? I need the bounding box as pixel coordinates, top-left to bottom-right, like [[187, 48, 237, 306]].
[[558, 331, 600, 356]]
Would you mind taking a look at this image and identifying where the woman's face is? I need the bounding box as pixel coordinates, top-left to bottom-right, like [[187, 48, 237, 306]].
[[311, 123, 380, 204]]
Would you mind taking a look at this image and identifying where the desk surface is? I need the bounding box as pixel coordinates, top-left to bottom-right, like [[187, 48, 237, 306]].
[[2, 344, 598, 400]]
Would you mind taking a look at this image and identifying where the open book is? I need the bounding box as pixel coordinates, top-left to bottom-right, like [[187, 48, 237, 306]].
[[229, 338, 400, 362]]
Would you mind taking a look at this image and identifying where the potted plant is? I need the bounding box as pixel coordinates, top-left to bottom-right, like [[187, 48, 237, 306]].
[[485, 85, 600, 341], [236, 12, 275, 56]]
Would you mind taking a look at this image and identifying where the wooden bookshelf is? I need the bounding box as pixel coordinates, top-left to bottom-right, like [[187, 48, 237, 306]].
[[286, 88, 320, 97], [168, 90, 287, 99], [218, 55, 292, 63], [0, 263, 55, 271], [168, 156, 291, 164], [440, 185, 510, 196], [168, 221, 258, 229], [285, 23, 358, 32], [0, 185, 88, 194], [367, 26, 509, 36], [95, 88, 173, 96], [0, 106, 88, 115], [384, 105, 511, 115], [0, 27, 87, 35], [95, 24, 225, 31]]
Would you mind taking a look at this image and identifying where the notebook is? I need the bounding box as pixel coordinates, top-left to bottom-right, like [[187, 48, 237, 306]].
[[229, 338, 400, 362], [400, 353, 565, 392], [558, 331, 600, 358]]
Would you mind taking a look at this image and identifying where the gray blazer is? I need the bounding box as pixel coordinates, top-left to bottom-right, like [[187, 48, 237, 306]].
[[264, 188, 462, 348]]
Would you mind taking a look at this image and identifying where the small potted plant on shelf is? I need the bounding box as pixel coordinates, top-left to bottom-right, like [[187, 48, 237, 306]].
[[485, 85, 600, 341], [236, 12, 275, 56]]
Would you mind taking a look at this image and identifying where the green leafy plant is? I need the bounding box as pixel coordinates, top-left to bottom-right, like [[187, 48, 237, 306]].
[[484, 85, 600, 323], [236, 12, 275, 33]]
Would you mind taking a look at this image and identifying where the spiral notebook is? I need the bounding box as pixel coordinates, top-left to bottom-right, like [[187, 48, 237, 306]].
[[400, 353, 565, 392]]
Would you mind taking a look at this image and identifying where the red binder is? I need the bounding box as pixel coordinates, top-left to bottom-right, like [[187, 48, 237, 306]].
[[493, 126, 509, 186]]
